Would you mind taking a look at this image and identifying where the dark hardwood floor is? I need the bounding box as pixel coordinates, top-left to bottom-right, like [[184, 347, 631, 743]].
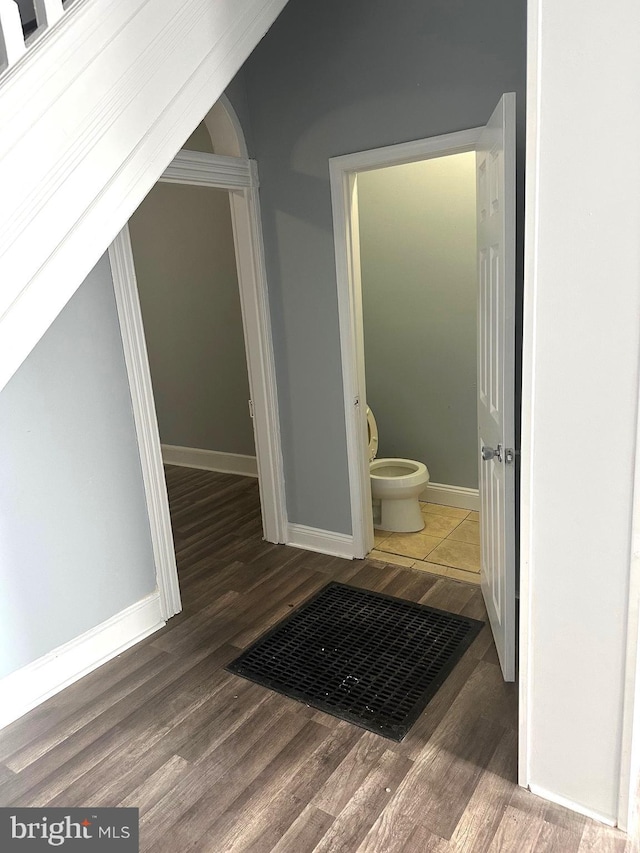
[[0, 465, 631, 851]]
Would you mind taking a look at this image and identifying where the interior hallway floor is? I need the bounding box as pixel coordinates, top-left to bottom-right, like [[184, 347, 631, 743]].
[[371, 503, 481, 586], [0, 466, 630, 851]]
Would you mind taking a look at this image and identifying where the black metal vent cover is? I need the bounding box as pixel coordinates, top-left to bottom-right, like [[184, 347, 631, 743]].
[[227, 581, 483, 741]]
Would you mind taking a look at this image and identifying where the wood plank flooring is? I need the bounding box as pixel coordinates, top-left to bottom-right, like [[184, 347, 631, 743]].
[[0, 465, 633, 851]]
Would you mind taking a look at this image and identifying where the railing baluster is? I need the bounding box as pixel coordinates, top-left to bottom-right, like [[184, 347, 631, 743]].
[[0, 0, 25, 69], [34, 0, 63, 29]]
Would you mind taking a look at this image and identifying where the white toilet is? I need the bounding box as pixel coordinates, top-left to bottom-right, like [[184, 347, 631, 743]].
[[367, 407, 430, 533]]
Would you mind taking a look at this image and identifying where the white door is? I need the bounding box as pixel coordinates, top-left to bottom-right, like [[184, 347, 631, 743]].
[[476, 93, 517, 681]]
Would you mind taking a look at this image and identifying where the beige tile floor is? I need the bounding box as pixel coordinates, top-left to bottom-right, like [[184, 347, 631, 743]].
[[369, 502, 481, 585]]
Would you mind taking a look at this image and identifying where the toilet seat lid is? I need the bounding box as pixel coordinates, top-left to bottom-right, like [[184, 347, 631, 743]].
[[367, 407, 379, 462]]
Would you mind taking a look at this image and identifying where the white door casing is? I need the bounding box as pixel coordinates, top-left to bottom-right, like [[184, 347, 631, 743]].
[[160, 97, 286, 545], [109, 228, 182, 620], [330, 128, 483, 560], [111, 105, 287, 618], [476, 93, 517, 681], [151, 149, 287, 546]]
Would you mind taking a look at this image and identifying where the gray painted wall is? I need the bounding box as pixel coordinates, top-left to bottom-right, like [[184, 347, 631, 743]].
[[129, 182, 255, 457], [223, 76, 255, 156], [236, 0, 526, 533], [0, 255, 156, 680], [359, 154, 478, 489]]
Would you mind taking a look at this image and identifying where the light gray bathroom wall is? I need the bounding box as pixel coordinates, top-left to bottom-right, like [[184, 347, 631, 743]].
[[129, 182, 255, 457], [358, 154, 478, 489], [236, 0, 526, 533], [0, 255, 156, 680]]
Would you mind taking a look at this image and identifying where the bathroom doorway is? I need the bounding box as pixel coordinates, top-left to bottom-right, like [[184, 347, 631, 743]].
[[358, 153, 481, 585], [330, 94, 516, 681]]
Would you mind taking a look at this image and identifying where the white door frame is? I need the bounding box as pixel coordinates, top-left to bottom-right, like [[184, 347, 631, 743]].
[[109, 146, 287, 620], [329, 128, 483, 561], [109, 229, 182, 620], [158, 149, 288, 546]]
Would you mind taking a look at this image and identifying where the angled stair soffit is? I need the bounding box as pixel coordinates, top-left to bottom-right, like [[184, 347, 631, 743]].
[[0, 0, 288, 392]]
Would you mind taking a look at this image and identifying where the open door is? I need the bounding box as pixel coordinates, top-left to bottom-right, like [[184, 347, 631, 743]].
[[476, 93, 517, 681]]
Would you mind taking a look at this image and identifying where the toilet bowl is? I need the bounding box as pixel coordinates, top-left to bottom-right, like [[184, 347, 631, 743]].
[[367, 408, 430, 533]]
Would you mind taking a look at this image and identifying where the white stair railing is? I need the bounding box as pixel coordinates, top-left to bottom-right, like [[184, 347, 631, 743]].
[[0, 0, 65, 72], [0, 0, 25, 69], [34, 0, 64, 29]]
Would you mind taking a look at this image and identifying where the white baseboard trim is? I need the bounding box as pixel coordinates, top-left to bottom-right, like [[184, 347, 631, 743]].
[[287, 523, 356, 560], [0, 591, 164, 731], [528, 784, 616, 827], [420, 482, 480, 511], [161, 445, 258, 478]]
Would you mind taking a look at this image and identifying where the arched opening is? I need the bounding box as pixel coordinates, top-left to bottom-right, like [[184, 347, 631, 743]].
[[204, 95, 249, 158]]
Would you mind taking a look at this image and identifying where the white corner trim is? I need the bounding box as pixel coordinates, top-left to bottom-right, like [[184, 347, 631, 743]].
[[528, 784, 617, 828], [162, 444, 258, 478], [109, 229, 182, 621], [617, 333, 640, 831], [0, 592, 164, 731], [421, 482, 480, 511], [519, 0, 543, 792], [286, 523, 356, 560]]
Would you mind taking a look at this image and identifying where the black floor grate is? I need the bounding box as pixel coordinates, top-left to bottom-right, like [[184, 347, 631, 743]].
[[226, 581, 484, 741]]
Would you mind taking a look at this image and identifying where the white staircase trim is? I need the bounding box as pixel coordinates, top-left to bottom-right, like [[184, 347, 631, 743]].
[[0, 0, 288, 394]]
